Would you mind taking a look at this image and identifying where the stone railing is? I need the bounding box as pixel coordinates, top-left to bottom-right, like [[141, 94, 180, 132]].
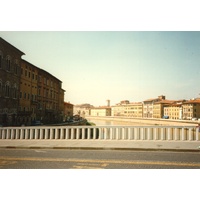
[[0, 126, 199, 141]]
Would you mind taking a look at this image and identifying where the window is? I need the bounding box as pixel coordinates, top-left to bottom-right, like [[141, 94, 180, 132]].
[[0, 52, 2, 68], [14, 59, 19, 74], [0, 80, 2, 96], [13, 84, 17, 99], [5, 82, 10, 97], [6, 56, 11, 71]]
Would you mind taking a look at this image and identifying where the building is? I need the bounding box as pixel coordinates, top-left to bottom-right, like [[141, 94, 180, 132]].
[[143, 95, 166, 118], [0, 37, 25, 126], [19, 60, 39, 125], [111, 100, 143, 118], [90, 106, 111, 116], [74, 104, 94, 117], [182, 99, 200, 120], [0, 37, 66, 126], [37, 67, 65, 124], [64, 102, 74, 121], [125, 102, 143, 118], [163, 100, 185, 120], [111, 100, 130, 116], [153, 99, 175, 119]]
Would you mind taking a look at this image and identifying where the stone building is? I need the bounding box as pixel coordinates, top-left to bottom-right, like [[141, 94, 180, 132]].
[[74, 104, 94, 117], [90, 106, 111, 116], [19, 60, 39, 125], [111, 100, 143, 118], [182, 99, 200, 120], [153, 99, 175, 119], [64, 102, 74, 121], [37, 68, 65, 124], [143, 95, 166, 118], [1, 37, 66, 126], [0, 37, 25, 126]]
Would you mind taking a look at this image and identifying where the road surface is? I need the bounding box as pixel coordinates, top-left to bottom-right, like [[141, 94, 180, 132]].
[[0, 148, 200, 169]]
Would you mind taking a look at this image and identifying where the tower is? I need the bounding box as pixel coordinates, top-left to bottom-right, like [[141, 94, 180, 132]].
[[106, 100, 110, 107]]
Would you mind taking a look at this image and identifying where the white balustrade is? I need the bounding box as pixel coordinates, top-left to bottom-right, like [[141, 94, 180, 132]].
[[0, 126, 199, 142]]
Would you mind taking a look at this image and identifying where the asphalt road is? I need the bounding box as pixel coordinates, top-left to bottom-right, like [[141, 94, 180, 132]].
[[0, 148, 200, 169]]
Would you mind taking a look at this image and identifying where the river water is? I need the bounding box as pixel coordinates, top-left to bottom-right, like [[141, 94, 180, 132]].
[[87, 118, 150, 126], [86, 117, 197, 126]]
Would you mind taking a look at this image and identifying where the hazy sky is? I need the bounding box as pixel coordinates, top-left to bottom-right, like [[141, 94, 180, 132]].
[[1, 31, 200, 106]]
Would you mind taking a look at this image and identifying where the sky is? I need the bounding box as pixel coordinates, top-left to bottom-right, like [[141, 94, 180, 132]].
[[1, 31, 200, 106]]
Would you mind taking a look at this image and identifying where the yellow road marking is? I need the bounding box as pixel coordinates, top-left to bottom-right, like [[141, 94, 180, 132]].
[[72, 162, 108, 169], [0, 156, 200, 167], [0, 160, 17, 167]]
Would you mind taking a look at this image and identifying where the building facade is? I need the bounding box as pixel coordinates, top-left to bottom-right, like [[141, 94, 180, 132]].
[[74, 104, 94, 117], [0, 37, 25, 126], [0, 37, 66, 126], [19, 60, 38, 125], [153, 100, 175, 119], [37, 68, 65, 124], [64, 102, 74, 121], [90, 107, 111, 116], [143, 95, 166, 118], [182, 99, 200, 120], [111, 101, 143, 118]]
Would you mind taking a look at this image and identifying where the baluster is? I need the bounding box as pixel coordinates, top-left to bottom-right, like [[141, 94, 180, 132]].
[[60, 128, 63, 139], [140, 128, 144, 140], [88, 128, 91, 139], [181, 128, 185, 141], [153, 128, 158, 140], [81, 128, 85, 139], [71, 128, 74, 139], [122, 128, 125, 140], [93, 128, 97, 139], [116, 128, 119, 140], [161, 128, 165, 140], [134, 128, 138, 140], [54, 128, 58, 140], [110, 128, 113, 140], [65, 128, 69, 139], [76, 128, 80, 139], [196, 127, 199, 141], [167, 128, 171, 140], [30, 129, 34, 139], [147, 128, 151, 140]]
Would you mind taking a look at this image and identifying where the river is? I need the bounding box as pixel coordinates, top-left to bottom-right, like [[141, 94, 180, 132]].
[[86, 117, 197, 126], [87, 118, 153, 126]]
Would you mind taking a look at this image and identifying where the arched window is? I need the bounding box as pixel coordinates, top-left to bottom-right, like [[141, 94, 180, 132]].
[[0, 79, 2, 96], [0, 51, 2, 68], [6, 55, 11, 71], [5, 81, 10, 97], [14, 59, 19, 74], [13, 83, 17, 99]]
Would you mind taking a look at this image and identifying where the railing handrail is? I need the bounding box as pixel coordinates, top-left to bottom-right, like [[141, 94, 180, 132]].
[[0, 125, 197, 129]]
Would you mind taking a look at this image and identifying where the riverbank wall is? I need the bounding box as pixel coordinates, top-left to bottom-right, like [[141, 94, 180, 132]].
[[85, 116, 198, 126]]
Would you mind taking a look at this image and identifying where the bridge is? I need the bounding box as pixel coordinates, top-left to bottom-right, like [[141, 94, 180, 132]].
[[0, 125, 200, 150]]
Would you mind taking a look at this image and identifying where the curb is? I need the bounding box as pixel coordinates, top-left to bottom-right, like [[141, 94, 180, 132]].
[[1, 146, 200, 152]]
